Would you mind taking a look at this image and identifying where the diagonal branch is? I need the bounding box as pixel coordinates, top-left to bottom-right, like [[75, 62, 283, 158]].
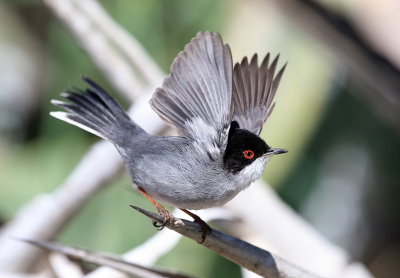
[[77, 0, 165, 86], [130, 206, 317, 278], [19, 239, 195, 278], [44, 0, 151, 100]]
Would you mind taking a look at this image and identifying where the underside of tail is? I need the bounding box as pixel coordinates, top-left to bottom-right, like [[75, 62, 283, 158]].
[[51, 77, 137, 143]]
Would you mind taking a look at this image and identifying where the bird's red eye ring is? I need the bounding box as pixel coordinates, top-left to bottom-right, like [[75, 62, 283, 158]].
[[243, 150, 255, 159]]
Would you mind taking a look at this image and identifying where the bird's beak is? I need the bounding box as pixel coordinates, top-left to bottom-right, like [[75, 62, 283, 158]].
[[263, 148, 288, 157]]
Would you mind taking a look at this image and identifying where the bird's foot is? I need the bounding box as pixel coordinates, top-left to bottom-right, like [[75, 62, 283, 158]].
[[152, 204, 173, 230], [180, 209, 211, 243], [196, 218, 212, 243], [137, 187, 173, 230]]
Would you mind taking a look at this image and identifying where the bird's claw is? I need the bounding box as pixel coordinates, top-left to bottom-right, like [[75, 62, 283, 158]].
[[152, 221, 165, 230], [179, 208, 211, 243], [195, 218, 211, 243], [152, 205, 173, 230]]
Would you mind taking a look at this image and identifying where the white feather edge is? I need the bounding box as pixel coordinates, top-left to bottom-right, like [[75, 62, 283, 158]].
[[49, 111, 106, 140]]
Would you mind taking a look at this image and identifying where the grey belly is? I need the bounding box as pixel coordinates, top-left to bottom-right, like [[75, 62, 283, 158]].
[[130, 156, 241, 209], [141, 181, 241, 210]]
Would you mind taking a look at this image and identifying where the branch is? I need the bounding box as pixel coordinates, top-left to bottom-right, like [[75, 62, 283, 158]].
[[130, 206, 317, 278], [84, 208, 235, 278], [86, 183, 373, 278], [19, 239, 194, 278], [77, 0, 165, 86], [43, 0, 151, 100]]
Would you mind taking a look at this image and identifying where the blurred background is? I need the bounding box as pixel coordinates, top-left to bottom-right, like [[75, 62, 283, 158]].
[[0, 0, 399, 277]]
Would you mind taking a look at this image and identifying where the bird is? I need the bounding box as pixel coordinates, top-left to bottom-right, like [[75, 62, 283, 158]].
[[50, 31, 287, 240]]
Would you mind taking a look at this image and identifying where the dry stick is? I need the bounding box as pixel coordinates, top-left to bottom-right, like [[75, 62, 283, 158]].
[[83, 208, 237, 278], [20, 239, 194, 278], [130, 206, 317, 278], [43, 0, 144, 100], [87, 183, 373, 278], [76, 0, 165, 86]]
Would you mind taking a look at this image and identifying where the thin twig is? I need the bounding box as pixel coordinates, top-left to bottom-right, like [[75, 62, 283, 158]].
[[84, 208, 236, 278], [43, 0, 145, 100], [77, 0, 165, 86], [19, 239, 195, 278], [129, 205, 317, 278]]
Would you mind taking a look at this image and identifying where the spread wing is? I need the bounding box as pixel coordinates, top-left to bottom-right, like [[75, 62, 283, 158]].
[[150, 31, 233, 150], [232, 54, 286, 135]]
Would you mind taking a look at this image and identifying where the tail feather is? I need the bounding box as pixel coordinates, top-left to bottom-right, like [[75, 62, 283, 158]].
[[51, 77, 139, 143], [50, 111, 106, 139], [83, 77, 128, 122]]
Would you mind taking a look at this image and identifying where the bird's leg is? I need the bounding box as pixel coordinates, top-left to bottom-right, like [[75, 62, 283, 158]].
[[180, 208, 211, 243], [137, 188, 172, 230]]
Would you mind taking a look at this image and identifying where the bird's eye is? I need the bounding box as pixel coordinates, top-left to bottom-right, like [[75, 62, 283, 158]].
[[243, 150, 255, 159]]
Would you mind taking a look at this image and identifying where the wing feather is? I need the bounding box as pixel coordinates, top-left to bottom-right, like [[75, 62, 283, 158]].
[[232, 53, 286, 135], [150, 31, 233, 149]]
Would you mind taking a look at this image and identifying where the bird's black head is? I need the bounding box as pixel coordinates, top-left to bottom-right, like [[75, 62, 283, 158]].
[[223, 122, 270, 173]]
